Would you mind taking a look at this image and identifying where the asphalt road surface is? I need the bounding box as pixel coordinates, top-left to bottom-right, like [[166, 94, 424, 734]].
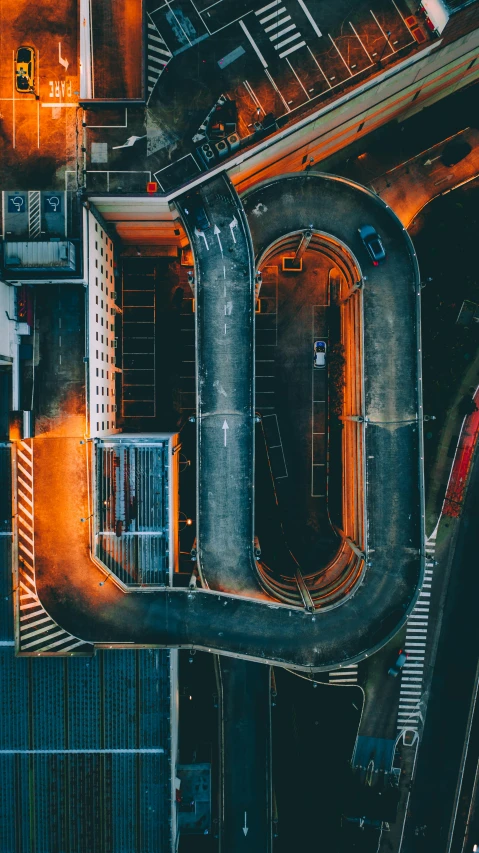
[[217, 658, 272, 851], [400, 448, 479, 852]]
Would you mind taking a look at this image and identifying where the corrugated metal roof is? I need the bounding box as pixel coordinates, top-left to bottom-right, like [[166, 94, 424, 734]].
[[0, 648, 172, 852], [4, 241, 75, 269], [95, 441, 171, 585]]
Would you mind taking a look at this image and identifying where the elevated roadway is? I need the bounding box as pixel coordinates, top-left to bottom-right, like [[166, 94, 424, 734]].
[[23, 171, 424, 672]]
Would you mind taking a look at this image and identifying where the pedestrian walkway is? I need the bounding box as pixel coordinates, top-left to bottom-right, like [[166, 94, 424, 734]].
[[15, 441, 91, 655], [146, 15, 172, 104], [254, 0, 306, 60], [396, 530, 437, 732], [329, 664, 358, 685]]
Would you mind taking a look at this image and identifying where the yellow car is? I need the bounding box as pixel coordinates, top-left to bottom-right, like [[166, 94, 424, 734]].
[[15, 46, 35, 93]]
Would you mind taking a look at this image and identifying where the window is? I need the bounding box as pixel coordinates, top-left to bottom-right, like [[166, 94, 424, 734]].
[[101, 265, 103, 274], [107, 421, 109, 429], [96, 368, 99, 377], [95, 241, 98, 250], [106, 354, 109, 363], [106, 287, 108, 296], [107, 404, 109, 413], [102, 422, 104, 430], [101, 230, 103, 238], [96, 332, 98, 341], [101, 281, 103, 291], [101, 300, 103, 309], [101, 317, 103, 326], [102, 404, 104, 413], [101, 248, 103, 257], [96, 350, 98, 359], [101, 369, 104, 378], [95, 259, 98, 268], [106, 254, 108, 262], [95, 295, 98, 305], [95, 277, 98, 286], [106, 371, 109, 380], [97, 422, 99, 430], [96, 404, 99, 413], [107, 388, 109, 396], [102, 387, 104, 396], [101, 352, 103, 361], [106, 321, 109, 330], [95, 314, 98, 323], [96, 386, 98, 395], [101, 335, 103, 344], [95, 223, 98, 232]]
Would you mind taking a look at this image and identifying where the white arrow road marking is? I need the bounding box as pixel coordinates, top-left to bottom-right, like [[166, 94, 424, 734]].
[[195, 227, 209, 250], [224, 301, 232, 316], [424, 154, 441, 165], [214, 224, 223, 255], [59, 42, 69, 71], [222, 420, 229, 446], [229, 216, 238, 243], [243, 812, 248, 836]]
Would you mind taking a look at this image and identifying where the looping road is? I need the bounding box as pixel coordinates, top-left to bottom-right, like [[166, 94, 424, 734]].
[[33, 171, 425, 672]]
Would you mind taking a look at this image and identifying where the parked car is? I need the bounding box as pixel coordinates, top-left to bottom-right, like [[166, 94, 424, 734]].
[[313, 340, 326, 369], [388, 649, 408, 677], [15, 46, 35, 93], [358, 225, 386, 266], [183, 193, 210, 231]]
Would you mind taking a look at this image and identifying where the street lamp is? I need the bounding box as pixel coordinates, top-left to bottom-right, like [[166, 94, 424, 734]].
[[179, 511, 193, 531], [99, 571, 113, 587]]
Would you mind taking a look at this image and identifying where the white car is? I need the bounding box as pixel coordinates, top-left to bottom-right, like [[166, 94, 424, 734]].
[[314, 341, 326, 369]]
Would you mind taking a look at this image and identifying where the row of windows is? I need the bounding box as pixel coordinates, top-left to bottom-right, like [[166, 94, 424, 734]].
[[96, 421, 111, 431], [95, 332, 115, 344], [94, 241, 112, 265], [95, 276, 113, 292], [95, 295, 112, 307], [95, 350, 113, 362], [94, 222, 113, 251], [95, 386, 113, 397], [96, 403, 112, 413], [96, 368, 110, 379], [94, 258, 114, 281]]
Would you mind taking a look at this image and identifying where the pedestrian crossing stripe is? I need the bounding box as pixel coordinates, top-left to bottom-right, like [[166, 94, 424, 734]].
[[147, 16, 172, 103]]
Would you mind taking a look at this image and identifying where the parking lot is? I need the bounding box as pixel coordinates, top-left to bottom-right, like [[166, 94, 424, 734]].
[[145, 0, 421, 181], [0, 0, 79, 187], [254, 252, 337, 570]]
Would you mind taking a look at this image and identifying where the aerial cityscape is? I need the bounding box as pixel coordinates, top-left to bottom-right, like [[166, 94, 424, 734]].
[[1, 0, 479, 851]]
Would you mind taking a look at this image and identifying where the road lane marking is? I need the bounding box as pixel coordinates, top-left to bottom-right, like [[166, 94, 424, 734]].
[[260, 7, 287, 24], [222, 420, 229, 445], [279, 40, 306, 58], [239, 20, 268, 68], [256, 0, 282, 14], [295, 0, 322, 37], [265, 16, 291, 32]]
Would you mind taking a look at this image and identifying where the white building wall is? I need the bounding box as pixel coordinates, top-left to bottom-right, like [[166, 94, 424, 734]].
[[85, 209, 120, 438], [0, 280, 21, 410]]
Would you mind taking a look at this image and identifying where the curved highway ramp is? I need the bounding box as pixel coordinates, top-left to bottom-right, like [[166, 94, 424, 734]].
[[20, 172, 424, 672]]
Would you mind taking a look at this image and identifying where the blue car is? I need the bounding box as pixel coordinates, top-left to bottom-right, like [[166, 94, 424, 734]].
[[388, 649, 408, 677], [358, 225, 386, 267]]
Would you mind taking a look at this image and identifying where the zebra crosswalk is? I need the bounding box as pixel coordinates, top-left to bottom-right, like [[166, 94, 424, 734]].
[[146, 16, 172, 103], [396, 528, 438, 732], [255, 0, 306, 59], [329, 664, 358, 685], [15, 440, 92, 656]]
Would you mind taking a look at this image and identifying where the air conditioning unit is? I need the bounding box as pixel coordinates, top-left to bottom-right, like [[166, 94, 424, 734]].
[[111, 356, 116, 365], [214, 140, 228, 159], [112, 404, 117, 412], [197, 144, 216, 167], [227, 133, 240, 152], [111, 291, 117, 300], [113, 338, 118, 348]]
